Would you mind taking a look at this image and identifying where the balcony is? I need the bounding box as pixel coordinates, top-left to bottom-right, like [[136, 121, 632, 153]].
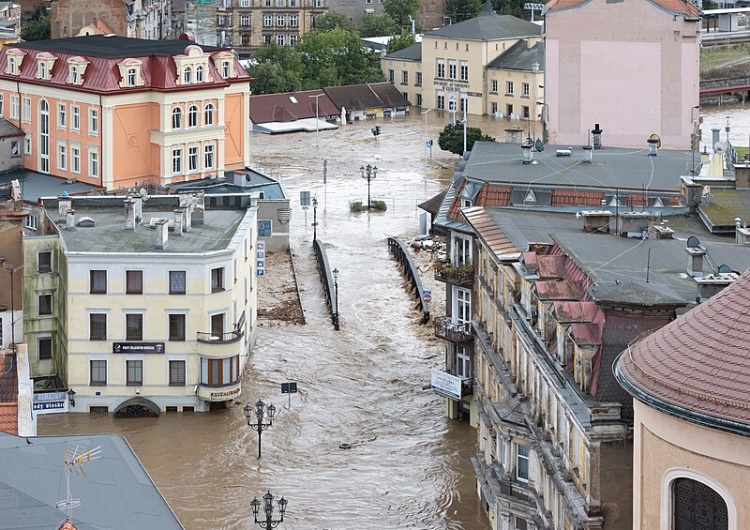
[[433, 260, 474, 287], [431, 368, 474, 399], [197, 330, 243, 344], [434, 316, 473, 343], [197, 380, 241, 402]]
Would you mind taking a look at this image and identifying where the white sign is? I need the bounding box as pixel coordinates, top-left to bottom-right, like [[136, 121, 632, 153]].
[[431, 368, 463, 400], [33, 391, 69, 414]]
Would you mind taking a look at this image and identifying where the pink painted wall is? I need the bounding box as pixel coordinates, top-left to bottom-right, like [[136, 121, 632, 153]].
[[545, 0, 700, 150]]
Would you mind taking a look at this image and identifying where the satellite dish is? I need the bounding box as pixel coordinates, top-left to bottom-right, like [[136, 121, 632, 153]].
[[686, 235, 701, 248], [649, 133, 661, 149], [718, 264, 732, 274], [534, 138, 544, 152]]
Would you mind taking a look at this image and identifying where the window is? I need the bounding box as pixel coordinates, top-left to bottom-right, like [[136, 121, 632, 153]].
[[196, 65, 204, 82], [388, 69, 395, 83], [263, 15, 272, 26], [89, 108, 98, 134], [416, 94, 422, 106], [126, 360, 143, 385], [242, 33, 251, 46], [126, 270, 143, 294], [522, 82, 530, 97], [211, 267, 224, 292], [172, 107, 182, 129], [204, 143, 215, 169], [38, 293, 52, 315], [507, 104, 514, 117], [188, 146, 198, 172], [456, 288, 471, 324], [460, 60, 468, 81], [673, 478, 728, 530], [201, 355, 240, 386], [186, 105, 198, 128], [516, 444, 529, 482], [290, 34, 298, 46], [39, 100, 49, 173], [38, 251, 52, 273], [72, 146, 80, 173], [72, 106, 80, 131], [506, 81, 514, 95], [276, 34, 285, 46], [70, 65, 79, 84], [25, 214, 37, 230], [276, 15, 285, 26], [170, 271, 186, 294], [90, 270, 107, 293], [222, 61, 231, 78], [7, 56, 15, 75], [436, 94, 445, 110], [211, 313, 225, 337], [10, 95, 18, 119], [172, 148, 182, 174], [416, 72, 422, 86], [169, 360, 186, 386], [448, 60, 456, 79], [240, 0, 250, 5], [240, 14, 250, 25], [514, 517, 528, 530], [523, 105, 529, 119], [88, 148, 99, 178], [456, 346, 471, 378], [401, 71, 408, 84], [10, 140, 19, 157], [58, 142, 67, 171], [39, 338, 52, 360], [491, 102, 498, 114], [491, 80, 498, 93], [127, 67, 137, 86], [0, 93, 4, 116], [58, 103, 66, 128], [183, 66, 192, 84], [169, 314, 186, 341], [204, 104, 215, 125], [90, 313, 107, 340], [437, 59, 445, 78], [22, 97, 30, 122], [290, 14, 298, 26], [90, 360, 107, 385], [126, 314, 143, 341]]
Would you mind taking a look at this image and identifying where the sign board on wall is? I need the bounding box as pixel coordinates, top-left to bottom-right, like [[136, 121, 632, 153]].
[[113, 342, 165, 354], [430, 368, 462, 400], [258, 220, 272, 237], [33, 392, 68, 414], [256, 241, 266, 277]]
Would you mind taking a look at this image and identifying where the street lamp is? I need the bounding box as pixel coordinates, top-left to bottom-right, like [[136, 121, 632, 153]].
[[312, 196, 318, 242], [250, 491, 288, 529], [332, 268, 339, 331], [244, 400, 276, 459], [360, 164, 377, 210], [67, 388, 76, 408]]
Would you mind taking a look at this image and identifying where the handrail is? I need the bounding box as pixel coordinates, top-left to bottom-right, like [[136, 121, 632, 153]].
[[196, 330, 243, 344], [313, 239, 339, 330], [387, 237, 429, 324]]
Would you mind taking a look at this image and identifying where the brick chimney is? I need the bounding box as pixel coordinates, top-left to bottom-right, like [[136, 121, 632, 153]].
[[174, 208, 185, 236], [124, 197, 135, 231], [154, 218, 169, 249], [65, 209, 76, 231]]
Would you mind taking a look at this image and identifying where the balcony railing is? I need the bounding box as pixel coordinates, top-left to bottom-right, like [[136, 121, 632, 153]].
[[434, 316, 473, 342], [433, 260, 474, 286], [196, 329, 243, 344]]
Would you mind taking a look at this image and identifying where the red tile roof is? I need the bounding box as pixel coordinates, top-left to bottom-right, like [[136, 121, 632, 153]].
[[618, 269, 750, 427], [0, 354, 18, 435], [461, 206, 521, 259], [551, 189, 603, 207], [545, 0, 701, 16]]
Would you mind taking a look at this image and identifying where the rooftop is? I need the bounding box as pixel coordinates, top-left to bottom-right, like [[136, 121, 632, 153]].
[[424, 13, 541, 41], [9, 35, 224, 59], [0, 169, 102, 203]]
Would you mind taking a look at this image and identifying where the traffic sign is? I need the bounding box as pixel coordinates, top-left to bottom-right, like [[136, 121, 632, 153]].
[[423, 290, 432, 303]]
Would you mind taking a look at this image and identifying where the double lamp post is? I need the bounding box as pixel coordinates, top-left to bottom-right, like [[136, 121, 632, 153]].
[[360, 164, 377, 210]]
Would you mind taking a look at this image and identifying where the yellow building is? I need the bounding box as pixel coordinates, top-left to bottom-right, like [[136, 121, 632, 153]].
[[381, 4, 543, 119]]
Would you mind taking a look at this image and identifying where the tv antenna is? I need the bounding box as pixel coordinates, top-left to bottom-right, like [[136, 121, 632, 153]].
[[56, 444, 102, 523]]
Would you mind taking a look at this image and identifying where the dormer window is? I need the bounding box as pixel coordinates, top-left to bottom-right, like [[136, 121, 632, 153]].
[[67, 56, 89, 85], [38, 62, 46, 79], [5, 49, 26, 76], [8, 56, 15, 74], [174, 45, 212, 86], [222, 62, 230, 78], [117, 58, 144, 88], [71, 65, 78, 84], [212, 51, 235, 79], [35, 52, 57, 81]]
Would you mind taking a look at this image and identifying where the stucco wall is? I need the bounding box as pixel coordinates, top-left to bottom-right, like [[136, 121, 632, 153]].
[[111, 102, 159, 188], [633, 399, 750, 529], [51, 0, 128, 39]]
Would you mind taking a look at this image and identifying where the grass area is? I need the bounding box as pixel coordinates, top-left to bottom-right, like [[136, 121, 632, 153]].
[[701, 43, 750, 80]]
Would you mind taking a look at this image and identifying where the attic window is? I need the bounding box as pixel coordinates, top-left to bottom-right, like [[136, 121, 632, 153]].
[[117, 58, 144, 88], [6, 49, 25, 76], [289, 96, 298, 103], [67, 56, 90, 85], [36, 52, 57, 81]]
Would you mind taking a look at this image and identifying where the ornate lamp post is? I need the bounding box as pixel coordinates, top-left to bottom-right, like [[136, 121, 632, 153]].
[[360, 164, 377, 210], [244, 400, 276, 459], [312, 196, 318, 241], [250, 491, 288, 529], [332, 268, 339, 331]]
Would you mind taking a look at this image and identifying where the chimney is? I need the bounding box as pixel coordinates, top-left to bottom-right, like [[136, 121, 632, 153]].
[[591, 124, 603, 149], [695, 272, 738, 302], [124, 197, 135, 230], [154, 218, 169, 249], [191, 192, 205, 225], [647, 138, 658, 156], [174, 208, 185, 236], [685, 240, 706, 278], [66, 209, 76, 231], [233, 171, 248, 187], [581, 210, 612, 233], [653, 220, 674, 239], [522, 142, 533, 165], [735, 218, 750, 245], [582, 145, 593, 163], [58, 193, 72, 223], [619, 212, 652, 238]]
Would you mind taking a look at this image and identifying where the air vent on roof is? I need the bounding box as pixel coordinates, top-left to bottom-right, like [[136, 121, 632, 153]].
[[556, 148, 572, 157]]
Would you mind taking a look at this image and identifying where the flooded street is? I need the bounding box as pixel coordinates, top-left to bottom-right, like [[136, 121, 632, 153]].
[[40, 111, 498, 530]]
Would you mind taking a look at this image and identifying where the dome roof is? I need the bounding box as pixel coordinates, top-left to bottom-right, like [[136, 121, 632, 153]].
[[615, 269, 750, 434]]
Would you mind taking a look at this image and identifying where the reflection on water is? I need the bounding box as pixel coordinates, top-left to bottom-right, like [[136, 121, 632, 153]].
[[40, 112, 491, 530]]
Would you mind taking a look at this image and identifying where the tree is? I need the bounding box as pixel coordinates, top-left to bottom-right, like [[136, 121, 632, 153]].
[[313, 12, 358, 33], [298, 28, 383, 88], [386, 31, 416, 54], [246, 43, 304, 94], [384, 0, 420, 31], [438, 123, 495, 155], [446, 0, 483, 23], [21, 5, 50, 41], [359, 13, 399, 38]]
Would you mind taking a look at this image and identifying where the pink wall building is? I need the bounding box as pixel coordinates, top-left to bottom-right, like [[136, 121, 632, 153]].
[[544, 0, 701, 150]]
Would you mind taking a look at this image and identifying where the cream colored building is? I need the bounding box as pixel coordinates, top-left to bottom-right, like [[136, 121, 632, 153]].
[[381, 4, 542, 119], [24, 192, 259, 414], [616, 270, 750, 530]]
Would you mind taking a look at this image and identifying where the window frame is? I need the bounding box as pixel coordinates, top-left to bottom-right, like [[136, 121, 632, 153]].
[[89, 313, 107, 340], [38, 337, 53, 360], [126, 270, 143, 294], [169, 360, 187, 386], [169, 270, 187, 294], [126, 359, 143, 385], [125, 313, 144, 341], [90, 359, 107, 386], [38, 293, 53, 316], [37, 250, 52, 273], [211, 267, 224, 292], [90, 270, 107, 294], [168, 313, 187, 341]]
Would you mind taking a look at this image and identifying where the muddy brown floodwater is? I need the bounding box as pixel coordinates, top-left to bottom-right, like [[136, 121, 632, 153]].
[[40, 110, 500, 530]]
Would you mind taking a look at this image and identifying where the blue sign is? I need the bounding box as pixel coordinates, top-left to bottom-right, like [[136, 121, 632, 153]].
[[258, 220, 272, 237], [426, 139, 433, 147]]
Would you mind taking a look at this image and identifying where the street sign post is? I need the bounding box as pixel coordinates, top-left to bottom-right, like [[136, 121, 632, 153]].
[[423, 290, 432, 303], [281, 382, 298, 408]]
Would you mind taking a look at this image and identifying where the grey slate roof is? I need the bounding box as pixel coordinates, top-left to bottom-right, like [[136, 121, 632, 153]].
[[11, 35, 224, 58], [487, 40, 544, 70], [383, 42, 422, 61], [169, 168, 287, 200], [424, 14, 541, 41], [0, 169, 102, 203], [0, 432, 183, 529]]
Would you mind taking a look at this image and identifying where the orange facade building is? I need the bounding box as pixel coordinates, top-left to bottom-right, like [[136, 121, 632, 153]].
[[0, 35, 251, 190]]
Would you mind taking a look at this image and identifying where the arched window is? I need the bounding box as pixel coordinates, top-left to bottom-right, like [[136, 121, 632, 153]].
[[204, 103, 215, 126], [172, 107, 182, 129], [674, 478, 728, 530], [196, 65, 204, 82], [183, 66, 192, 84], [188, 105, 198, 128], [70, 65, 79, 84]]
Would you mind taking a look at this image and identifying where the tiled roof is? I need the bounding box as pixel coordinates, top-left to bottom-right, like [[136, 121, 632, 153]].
[[545, 0, 701, 16], [424, 14, 541, 41], [0, 403, 17, 435], [249, 89, 340, 124], [0, 117, 23, 139], [0, 354, 17, 402], [551, 189, 604, 207], [616, 269, 750, 430], [369, 82, 411, 108], [383, 42, 422, 61], [487, 40, 544, 71], [461, 206, 520, 259]]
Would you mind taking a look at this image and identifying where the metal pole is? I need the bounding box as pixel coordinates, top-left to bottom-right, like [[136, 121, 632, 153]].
[[309, 94, 323, 148], [312, 197, 318, 241], [367, 176, 371, 210], [8, 266, 14, 351], [334, 275, 339, 330], [463, 98, 467, 156], [257, 420, 263, 459]]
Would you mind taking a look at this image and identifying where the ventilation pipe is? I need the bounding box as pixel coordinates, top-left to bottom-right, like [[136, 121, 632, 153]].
[[591, 124, 603, 150]]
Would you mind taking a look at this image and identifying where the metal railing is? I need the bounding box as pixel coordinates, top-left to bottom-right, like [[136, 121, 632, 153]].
[[196, 330, 243, 344]]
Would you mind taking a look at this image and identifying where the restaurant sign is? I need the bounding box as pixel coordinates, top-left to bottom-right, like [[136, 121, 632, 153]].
[[113, 342, 165, 354]]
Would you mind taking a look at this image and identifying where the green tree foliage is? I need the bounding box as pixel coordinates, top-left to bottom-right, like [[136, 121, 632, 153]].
[[313, 12, 358, 33], [21, 5, 50, 41], [246, 43, 304, 94], [438, 123, 495, 155], [359, 13, 399, 37], [386, 31, 416, 54], [446, 0, 483, 23], [384, 0, 420, 30], [298, 28, 384, 88], [493, 0, 526, 18]]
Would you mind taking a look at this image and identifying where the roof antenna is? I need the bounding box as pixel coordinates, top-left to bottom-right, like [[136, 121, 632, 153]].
[[56, 444, 102, 524]]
